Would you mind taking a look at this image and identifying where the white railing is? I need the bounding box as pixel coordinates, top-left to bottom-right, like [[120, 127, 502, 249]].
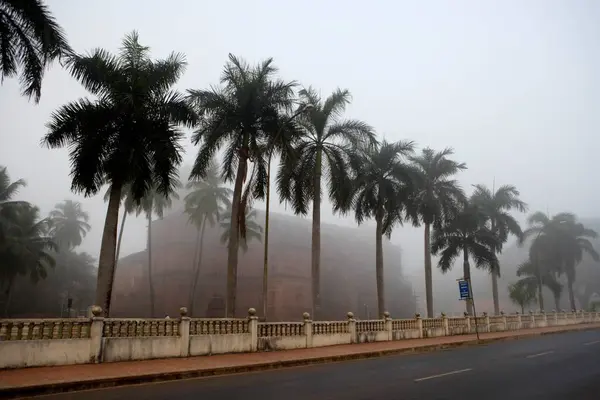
[[1, 307, 598, 369]]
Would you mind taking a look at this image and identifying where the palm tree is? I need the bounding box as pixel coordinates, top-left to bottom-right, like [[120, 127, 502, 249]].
[[508, 281, 537, 314], [42, 31, 196, 316], [346, 140, 417, 317], [0, 166, 27, 244], [48, 200, 91, 250], [277, 87, 376, 318], [0, 0, 71, 102], [184, 162, 232, 316], [137, 186, 179, 317], [103, 183, 137, 266], [516, 258, 562, 310], [410, 148, 466, 318], [431, 199, 499, 315], [220, 206, 263, 252], [0, 203, 56, 316], [471, 184, 527, 315], [186, 54, 295, 317]]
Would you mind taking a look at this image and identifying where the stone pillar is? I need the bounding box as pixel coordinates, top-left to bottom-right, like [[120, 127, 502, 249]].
[[464, 312, 471, 334], [89, 306, 104, 363], [441, 313, 449, 336], [248, 308, 259, 352], [179, 307, 191, 357], [416, 313, 423, 339], [383, 311, 392, 341], [529, 310, 535, 328], [483, 312, 490, 333], [303, 312, 313, 348], [501, 311, 507, 331], [347, 312, 357, 344], [517, 312, 522, 330], [542, 311, 548, 327]]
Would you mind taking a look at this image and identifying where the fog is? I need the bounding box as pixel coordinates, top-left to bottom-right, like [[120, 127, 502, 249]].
[[1, 0, 599, 314]]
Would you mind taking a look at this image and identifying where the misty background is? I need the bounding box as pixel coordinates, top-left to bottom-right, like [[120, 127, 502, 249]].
[[1, 0, 598, 314]]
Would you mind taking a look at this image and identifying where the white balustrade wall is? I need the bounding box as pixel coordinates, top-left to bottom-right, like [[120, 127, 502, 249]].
[[1, 307, 598, 369]]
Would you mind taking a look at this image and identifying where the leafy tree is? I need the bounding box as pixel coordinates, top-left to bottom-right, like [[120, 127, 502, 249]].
[[184, 162, 232, 316], [186, 54, 294, 317], [346, 140, 416, 317], [48, 200, 91, 250], [508, 280, 537, 314], [0, 203, 56, 316], [409, 148, 466, 318], [276, 87, 376, 318], [431, 199, 499, 315], [471, 184, 527, 315], [42, 31, 196, 316], [220, 206, 262, 253], [0, 0, 71, 102]]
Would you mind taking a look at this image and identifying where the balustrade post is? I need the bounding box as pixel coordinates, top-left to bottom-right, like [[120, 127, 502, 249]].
[[441, 313, 449, 336], [517, 312, 522, 330], [416, 313, 423, 339], [464, 312, 471, 334], [529, 310, 535, 328], [248, 308, 259, 352], [303, 312, 313, 348], [347, 312, 357, 344], [501, 311, 507, 331], [179, 307, 191, 357], [383, 311, 392, 341], [89, 306, 105, 363], [483, 312, 490, 333]]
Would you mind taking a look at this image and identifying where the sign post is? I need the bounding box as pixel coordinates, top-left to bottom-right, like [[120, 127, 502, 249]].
[[457, 278, 480, 340]]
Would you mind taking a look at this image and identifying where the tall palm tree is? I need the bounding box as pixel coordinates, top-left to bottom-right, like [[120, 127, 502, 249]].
[[431, 199, 499, 314], [0, 203, 56, 316], [277, 87, 376, 319], [0, 0, 70, 102], [410, 148, 466, 318], [508, 281, 537, 314], [0, 166, 27, 244], [471, 184, 527, 315], [346, 140, 417, 317], [42, 31, 196, 316], [137, 186, 179, 317], [516, 258, 562, 310], [184, 162, 232, 316], [186, 54, 295, 317], [220, 206, 263, 253], [48, 200, 91, 250]]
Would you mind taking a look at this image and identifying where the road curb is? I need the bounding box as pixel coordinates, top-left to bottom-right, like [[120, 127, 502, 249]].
[[2, 325, 599, 399]]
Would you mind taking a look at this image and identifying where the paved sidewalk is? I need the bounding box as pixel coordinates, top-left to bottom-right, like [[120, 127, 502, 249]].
[[1, 323, 599, 397]]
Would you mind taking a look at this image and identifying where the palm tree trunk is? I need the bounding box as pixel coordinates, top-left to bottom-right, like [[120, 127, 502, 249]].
[[95, 182, 123, 316], [375, 214, 385, 318], [463, 248, 473, 315], [262, 154, 273, 320], [226, 143, 248, 318], [187, 226, 201, 314], [147, 213, 156, 318], [189, 216, 207, 316], [3, 277, 14, 318], [554, 293, 561, 311], [424, 223, 433, 318], [566, 271, 577, 310], [521, 304, 525, 314], [311, 148, 322, 320], [490, 221, 500, 315], [534, 254, 545, 311], [115, 211, 127, 265]]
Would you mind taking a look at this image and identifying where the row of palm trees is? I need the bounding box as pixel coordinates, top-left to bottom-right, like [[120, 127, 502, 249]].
[[0, 166, 93, 316], [3, 3, 597, 319]]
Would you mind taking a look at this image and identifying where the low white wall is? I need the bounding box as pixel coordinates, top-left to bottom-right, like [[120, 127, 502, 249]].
[[312, 333, 351, 348], [258, 335, 306, 351], [189, 333, 252, 356], [392, 329, 421, 340], [357, 331, 388, 343], [102, 336, 181, 362], [423, 327, 445, 338], [0, 338, 91, 369]]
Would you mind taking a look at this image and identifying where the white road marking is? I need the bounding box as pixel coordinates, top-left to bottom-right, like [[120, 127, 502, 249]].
[[414, 368, 472, 382], [526, 351, 554, 359], [583, 340, 600, 346]]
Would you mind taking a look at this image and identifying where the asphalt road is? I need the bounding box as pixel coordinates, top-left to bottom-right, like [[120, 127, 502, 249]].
[[32, 329, 600, 400]]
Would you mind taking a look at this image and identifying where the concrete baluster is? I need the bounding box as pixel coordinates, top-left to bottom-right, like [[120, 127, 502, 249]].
[[464, 312, 471, 334], [416, 313, 423, 339], [483, 312, 490, 333], [383, 311, 392, 341], [89, 305, 105, 363], [248, 308, 259, 352], [501, 311, 507, 331], [441, 313, 449, 336], [517, 312, 522, 330], [303, 312, 313, 348], [347, 312, 357, 344], [179, 307, 190, 357]]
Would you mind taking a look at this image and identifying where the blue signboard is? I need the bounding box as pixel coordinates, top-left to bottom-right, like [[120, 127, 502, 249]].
[[458, 280, 470, 300]]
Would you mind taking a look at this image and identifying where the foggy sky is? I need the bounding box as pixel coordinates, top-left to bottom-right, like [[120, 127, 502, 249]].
[[1, 0, 598, 310]]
